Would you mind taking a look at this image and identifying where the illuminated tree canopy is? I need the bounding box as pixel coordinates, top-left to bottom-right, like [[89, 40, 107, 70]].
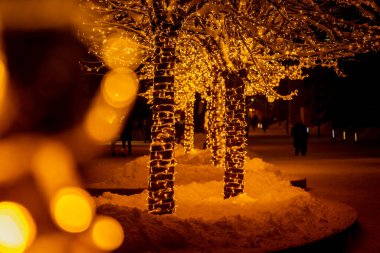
[[79, 0, 380, 214]]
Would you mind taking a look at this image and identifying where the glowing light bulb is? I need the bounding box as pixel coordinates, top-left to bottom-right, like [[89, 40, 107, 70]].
[[91, 215, 124, 251], [0, 202, 36, 253], [101, 67, 138, 108], [50, 187, 94, 233]]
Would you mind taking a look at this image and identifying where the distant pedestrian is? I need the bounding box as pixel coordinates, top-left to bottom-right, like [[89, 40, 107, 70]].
[[121, 117, 134, 155], [251, 113, 259, 131], [261, 115, 268, 133], [291, 120, 309, 156], [111, 117, 133, 156]]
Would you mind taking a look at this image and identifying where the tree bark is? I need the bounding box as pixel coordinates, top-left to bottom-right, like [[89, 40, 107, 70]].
[[148, 32, 177, 215], [223, 72, 247, 199], [208, 76, 226, 167]]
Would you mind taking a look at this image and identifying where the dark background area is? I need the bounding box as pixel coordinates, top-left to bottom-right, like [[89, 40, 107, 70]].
[[2, 27, 379, 136], [263, 52, 380, 130]]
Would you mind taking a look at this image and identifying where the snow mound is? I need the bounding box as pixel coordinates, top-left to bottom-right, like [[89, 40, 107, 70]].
[[93, 148, 357, 252]]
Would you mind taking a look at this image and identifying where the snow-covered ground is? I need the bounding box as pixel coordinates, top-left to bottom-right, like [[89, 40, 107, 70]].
[[82, 138, 358, 253]]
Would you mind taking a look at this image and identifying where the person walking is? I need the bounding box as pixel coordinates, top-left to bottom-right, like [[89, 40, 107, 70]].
[[120, 117, 134, 156], [291, 120, 309, 156]]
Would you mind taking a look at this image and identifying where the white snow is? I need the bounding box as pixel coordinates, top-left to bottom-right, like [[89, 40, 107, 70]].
[[87, 145, 357, 252]]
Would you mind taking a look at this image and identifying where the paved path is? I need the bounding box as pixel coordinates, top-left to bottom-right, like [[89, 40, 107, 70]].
[[247, 132, 380, 253]]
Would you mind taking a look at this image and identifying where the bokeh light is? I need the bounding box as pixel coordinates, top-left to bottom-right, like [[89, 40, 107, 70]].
[[31, 140, 80, 198], [0, 135, 38, 184], [84, 101, 122, 143], [101, 34, 142, 70], [90, 215, 124, 251], [0, 201, 36, 253], [0, 57, 6, 104], [101, 67, 138, 109], [50, 187, 94, 233]]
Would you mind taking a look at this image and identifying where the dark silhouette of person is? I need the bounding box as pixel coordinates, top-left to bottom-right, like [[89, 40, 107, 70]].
[[251, 113, 259, 131], [121, 117, 133, 155], [291, 121, 309, 156], [261, 115, 268, 133], [111, 117, 134, 156]]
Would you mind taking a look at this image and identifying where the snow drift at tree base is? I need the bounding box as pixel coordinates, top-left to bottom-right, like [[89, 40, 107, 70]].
[[92, 147, 356, 253]]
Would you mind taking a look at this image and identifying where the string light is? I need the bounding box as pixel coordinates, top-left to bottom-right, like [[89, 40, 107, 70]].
[[207, 75, 226, 168], [80, 0, 380, 208]]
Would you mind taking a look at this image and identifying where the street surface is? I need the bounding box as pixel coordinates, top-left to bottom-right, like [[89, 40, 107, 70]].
[[248, 129, 380, 253]]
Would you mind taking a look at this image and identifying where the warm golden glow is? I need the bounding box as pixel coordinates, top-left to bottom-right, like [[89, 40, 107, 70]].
[[91, 215, 124, 251], [0, 137, 32, 184], [0, 202, 36, 253], [50, 187, 94, 233], [84, 67, 137, 143], [84, 101, 121, 143], [0, 58, 6, 104], [31, 140, 79, 198], [102, 35, 142, 70], [101, 67, 138, 109]]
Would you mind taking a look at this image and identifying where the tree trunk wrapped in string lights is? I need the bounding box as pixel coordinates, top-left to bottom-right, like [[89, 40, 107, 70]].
[[183, 99, 194, 153], [223, 71, 247, 199], [148, 25, 178, 214], [208, 75, 226, 168]]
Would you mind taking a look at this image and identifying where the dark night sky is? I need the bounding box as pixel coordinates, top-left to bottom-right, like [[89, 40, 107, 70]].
[[305, 52, 380, 128]]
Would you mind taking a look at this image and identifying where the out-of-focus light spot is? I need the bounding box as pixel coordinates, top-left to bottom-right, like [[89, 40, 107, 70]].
[[0, 58, 6, 104], [102, 35, 142, 70], [332, 129, 335, 139], [50, 187, 94, 233], [91, 215, 124, 251], [0, 136, 36, 184], [0, 202, 36, 253], [343, 131, 346, 140], [26, 233, 71, 253], [0, 54, 14, 134], [354, 132, 358, 142], [101, 68, 138, 109], [31, 140, 80, 199], [84, 102, 121, 143]]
